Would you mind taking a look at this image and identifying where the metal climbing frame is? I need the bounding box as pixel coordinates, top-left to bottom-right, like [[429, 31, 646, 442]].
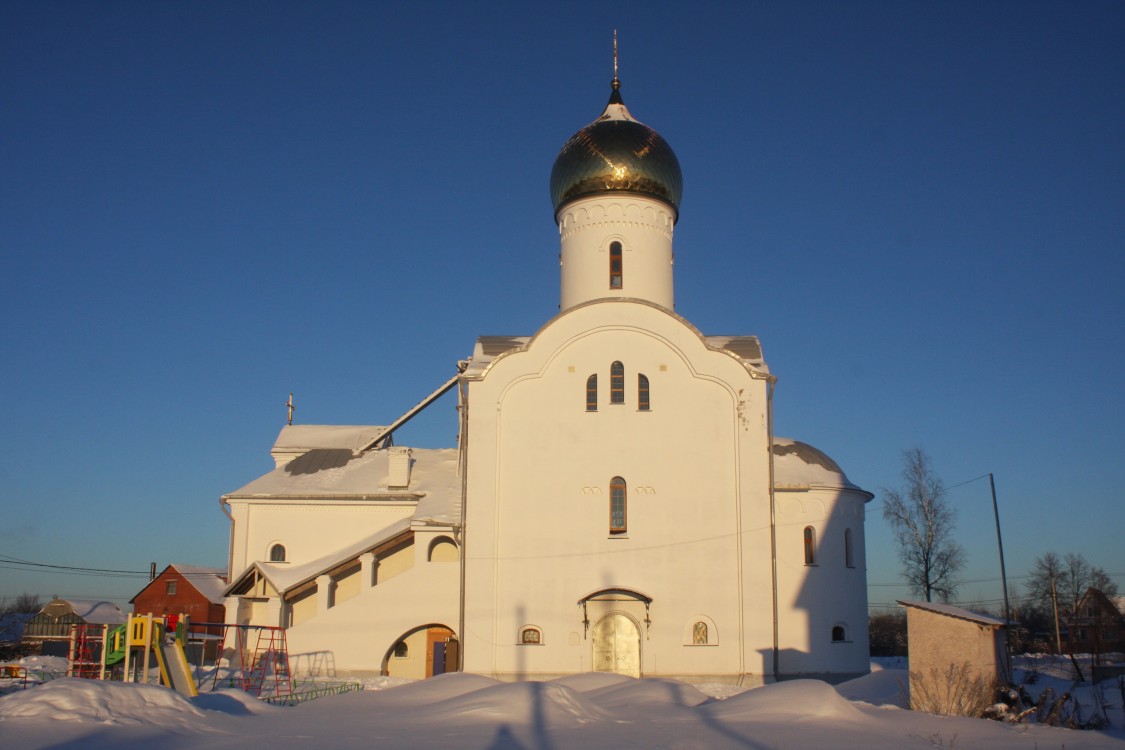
[[67, 624, 111, 679], [196, 623, 293, 699]]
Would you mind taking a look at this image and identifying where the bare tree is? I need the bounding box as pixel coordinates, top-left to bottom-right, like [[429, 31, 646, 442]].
[[1024, 552, 1066, 652], [0, 593, 41, 615], [882, 448, 965, 602], [1023, 551, 1118, 654], [1061, 553, 1118, 612]]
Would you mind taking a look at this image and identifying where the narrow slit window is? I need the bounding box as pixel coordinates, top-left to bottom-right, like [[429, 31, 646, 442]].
[[586, 374, 598, 411], [844, 528, 854, 568], [803, 527, 816, 565], [609, 241, 622, 289], [610, 362, 624, 404], [610, 476, 627, 534], [638, 374, 650, 411]]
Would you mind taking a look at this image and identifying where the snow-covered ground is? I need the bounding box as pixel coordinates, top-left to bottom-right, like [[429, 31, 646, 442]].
[[1, 656, 1122, 749]]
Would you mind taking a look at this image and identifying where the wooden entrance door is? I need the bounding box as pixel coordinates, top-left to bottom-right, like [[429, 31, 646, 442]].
[[592, 613, 640, 677]]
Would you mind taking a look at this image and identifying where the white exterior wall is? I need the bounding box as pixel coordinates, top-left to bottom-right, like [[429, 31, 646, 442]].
[[462, 300, 775, 682], [227, 500, 417, 575], [559, 196, 675, 311], [774, 488, 870, 678], [282, 549, 459, 676]]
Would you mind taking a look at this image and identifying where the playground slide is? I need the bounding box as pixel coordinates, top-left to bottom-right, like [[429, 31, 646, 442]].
[[156, 640, 199, 697]]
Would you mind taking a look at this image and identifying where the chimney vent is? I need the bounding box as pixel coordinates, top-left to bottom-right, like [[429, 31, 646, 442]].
[[388, 447, 412, 489]]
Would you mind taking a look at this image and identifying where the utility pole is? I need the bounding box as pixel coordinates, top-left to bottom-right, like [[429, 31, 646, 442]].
[[988, 474, 1012, 680], [1050, 573, 1062, 654]]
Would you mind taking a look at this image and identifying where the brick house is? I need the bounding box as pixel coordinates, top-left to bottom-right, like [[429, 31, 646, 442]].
[[1066, 587, 1124, 663], [131, 564, 227, 661]]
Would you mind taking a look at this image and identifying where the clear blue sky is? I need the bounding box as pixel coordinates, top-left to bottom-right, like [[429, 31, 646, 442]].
[[2, 1, 1122, 614]]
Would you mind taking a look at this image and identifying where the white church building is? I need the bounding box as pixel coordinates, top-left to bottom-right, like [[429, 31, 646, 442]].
[[221, 73, 873, 686]]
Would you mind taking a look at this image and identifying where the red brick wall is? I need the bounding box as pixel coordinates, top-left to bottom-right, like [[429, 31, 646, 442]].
[[132, 568, 225, 626]]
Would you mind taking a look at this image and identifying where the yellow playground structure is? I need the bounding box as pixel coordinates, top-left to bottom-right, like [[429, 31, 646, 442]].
[[69, 613, 198, 697]]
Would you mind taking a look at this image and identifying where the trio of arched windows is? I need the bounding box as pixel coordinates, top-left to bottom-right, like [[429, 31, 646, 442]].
[[586, 362, 650, 411], [802, 526, 855, 568]]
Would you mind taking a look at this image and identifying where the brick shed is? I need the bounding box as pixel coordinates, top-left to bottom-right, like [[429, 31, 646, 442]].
[[899, 599, 1008, 713]]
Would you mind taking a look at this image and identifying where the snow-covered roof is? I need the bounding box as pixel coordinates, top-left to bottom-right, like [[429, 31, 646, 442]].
[[49, 599, 126, 625], [462, 336, 532, 377], [271, 424, 389, 452], [0, 612, 35, 641], [703, 335, 767, 370], [226, 517, 415, 596], [897, 600, 1008, 627], [225, 446, 460, 505], [130, 565, 228, 605], [772, 437, 869, 495], [169, 564, 228, 605]]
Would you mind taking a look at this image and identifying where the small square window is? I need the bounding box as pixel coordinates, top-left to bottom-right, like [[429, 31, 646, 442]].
[[166, 580, 177, 595]]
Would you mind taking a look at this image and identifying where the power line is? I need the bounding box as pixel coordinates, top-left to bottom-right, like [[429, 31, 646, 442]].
[[0, 554, 149, 577]]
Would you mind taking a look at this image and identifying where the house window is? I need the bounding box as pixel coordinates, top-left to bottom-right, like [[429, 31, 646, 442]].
[[803, 527, 816, 565], [165, 580, 177, 595], [269, 544, 287, 562], [392, 641, 408, 658], [609, 241, 622, 289], [520, 627, 542, 644], [832, 625, 847, 642], [693, 621, 708, 645], [844, 528, 854, 568], [610, 476, 627, 534], [610, 361, 624, 404], [638, 374, 650, 411], [586, 374, 598, 411]]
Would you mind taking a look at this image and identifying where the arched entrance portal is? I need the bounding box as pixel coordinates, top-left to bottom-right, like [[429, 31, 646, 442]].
[[592, 613, 640, 678], [382, 624, 458, 679]]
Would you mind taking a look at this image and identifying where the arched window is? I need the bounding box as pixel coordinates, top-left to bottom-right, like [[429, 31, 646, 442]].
[[586, 374, 598, 411], [392, 640, 408, 658], [610, 361, 624, 404], [610, 476, 627, 534], [609, 241, 623, 289], [520, 627, 542, 644], [638, 374, 650, 411], [269, 544, 287, 562], [844, 528, 854, 568], [832, 625, 847, 642], [803, 527, 816, 565]]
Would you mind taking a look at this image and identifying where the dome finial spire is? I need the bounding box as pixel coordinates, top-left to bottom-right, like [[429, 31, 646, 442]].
[[609, 30, 623, 104]]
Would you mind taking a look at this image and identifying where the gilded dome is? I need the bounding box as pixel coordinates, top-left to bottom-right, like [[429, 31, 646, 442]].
[[550, 80, 682, 220]]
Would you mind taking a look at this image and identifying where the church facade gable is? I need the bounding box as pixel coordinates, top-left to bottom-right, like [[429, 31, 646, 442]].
[[461, 300, 779, 682]]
